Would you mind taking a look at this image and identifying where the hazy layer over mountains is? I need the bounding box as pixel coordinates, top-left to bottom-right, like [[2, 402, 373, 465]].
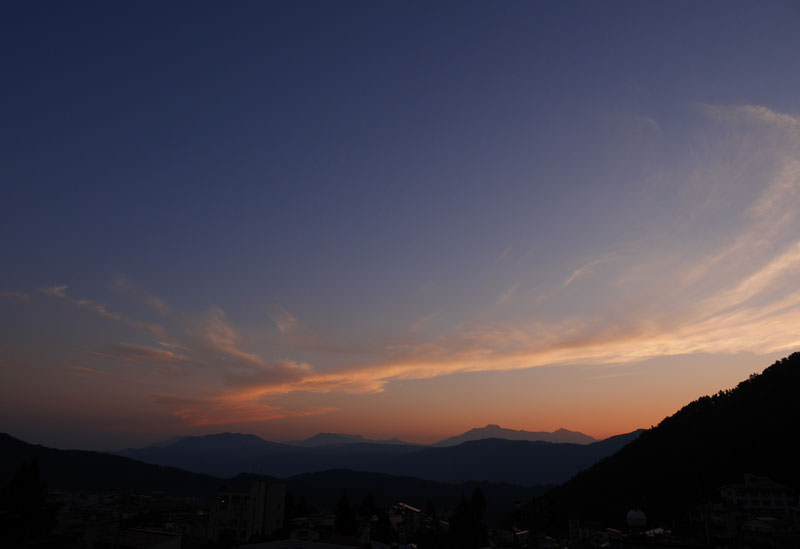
[[0, 433, 545, 521], [116, 427, 636, 484], [0, 426, 638, 491]]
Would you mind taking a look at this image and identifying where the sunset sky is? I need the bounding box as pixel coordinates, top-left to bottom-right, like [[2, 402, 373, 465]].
[[2, 1, 800, 450]]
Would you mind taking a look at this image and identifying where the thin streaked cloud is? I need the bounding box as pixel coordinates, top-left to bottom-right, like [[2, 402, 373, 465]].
[[0, 290, 30, 301], [561, 257, 610, 289], [40, 285, 166, 339], [91, 343, 190, 364], [9, 105, 800, 431]]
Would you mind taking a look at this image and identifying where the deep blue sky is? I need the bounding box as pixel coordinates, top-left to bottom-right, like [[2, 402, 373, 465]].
[[2, 1, 800, 449]]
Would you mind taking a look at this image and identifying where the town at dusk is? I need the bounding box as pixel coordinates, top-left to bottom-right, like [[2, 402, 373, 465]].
[[2, 2, 800, 548]]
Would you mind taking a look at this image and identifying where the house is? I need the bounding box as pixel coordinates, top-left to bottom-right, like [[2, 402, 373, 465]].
[[720, 474, 795, 514]]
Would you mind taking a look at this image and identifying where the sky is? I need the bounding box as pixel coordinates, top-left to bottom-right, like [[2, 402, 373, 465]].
[[2, 1, 800, 451]]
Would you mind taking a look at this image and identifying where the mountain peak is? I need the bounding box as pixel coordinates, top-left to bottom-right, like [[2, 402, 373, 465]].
[[435, 425, 596, 446]]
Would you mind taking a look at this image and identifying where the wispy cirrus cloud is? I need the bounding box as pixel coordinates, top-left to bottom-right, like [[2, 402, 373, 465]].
[[190, 105, 800, 418], [270, 306, 374, 356], [223, 359, 312, 388], [40, 285, 166, 339], [0, 290, 30, 301], [701, 103, 800, 128], [682, 157, 800, 287], [92, 343, 190, 364], [40, 285, 69, 298], [494, 284, 520, 308], [147, 297, 171, 315], [152, 393, 336, 426], [272, 308, 298, 336], [201, 306, 264, 364], [108, 276, 173, 315], [408, 310, 444, 335], [28, 106, 800, 430], [199, 306, 312, 386], [561, 257, 611, 288]]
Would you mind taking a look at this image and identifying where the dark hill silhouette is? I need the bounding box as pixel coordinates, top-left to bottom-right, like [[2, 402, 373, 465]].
[[0, 433, 220, 496], [283, 469, 548, 522], [118, 432, 293, 476], [544, 352, 800, 529], [382, 432, 641, 484], [118, 436, 422, 478], [434, 425, 596, 446]]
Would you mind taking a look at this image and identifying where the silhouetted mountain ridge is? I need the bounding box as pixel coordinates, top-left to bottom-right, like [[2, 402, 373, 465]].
[[433, 424, 596, 446]]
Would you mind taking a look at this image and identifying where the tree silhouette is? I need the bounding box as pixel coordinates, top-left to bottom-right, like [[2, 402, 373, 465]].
[[1, 459, 56, 544], [335, 490, 356, 535], [446, 491, 489, 548]]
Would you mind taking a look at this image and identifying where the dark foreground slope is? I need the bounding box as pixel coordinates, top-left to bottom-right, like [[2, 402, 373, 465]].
[[545, 352, 800, 528]]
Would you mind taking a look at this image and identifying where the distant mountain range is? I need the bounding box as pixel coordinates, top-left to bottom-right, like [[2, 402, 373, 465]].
[[117, 430, 639, 484], [279, 426, 594, 447], [0, 433, 546, 519], [543, 352, 800, 529], [433, 424, 596, 446]]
